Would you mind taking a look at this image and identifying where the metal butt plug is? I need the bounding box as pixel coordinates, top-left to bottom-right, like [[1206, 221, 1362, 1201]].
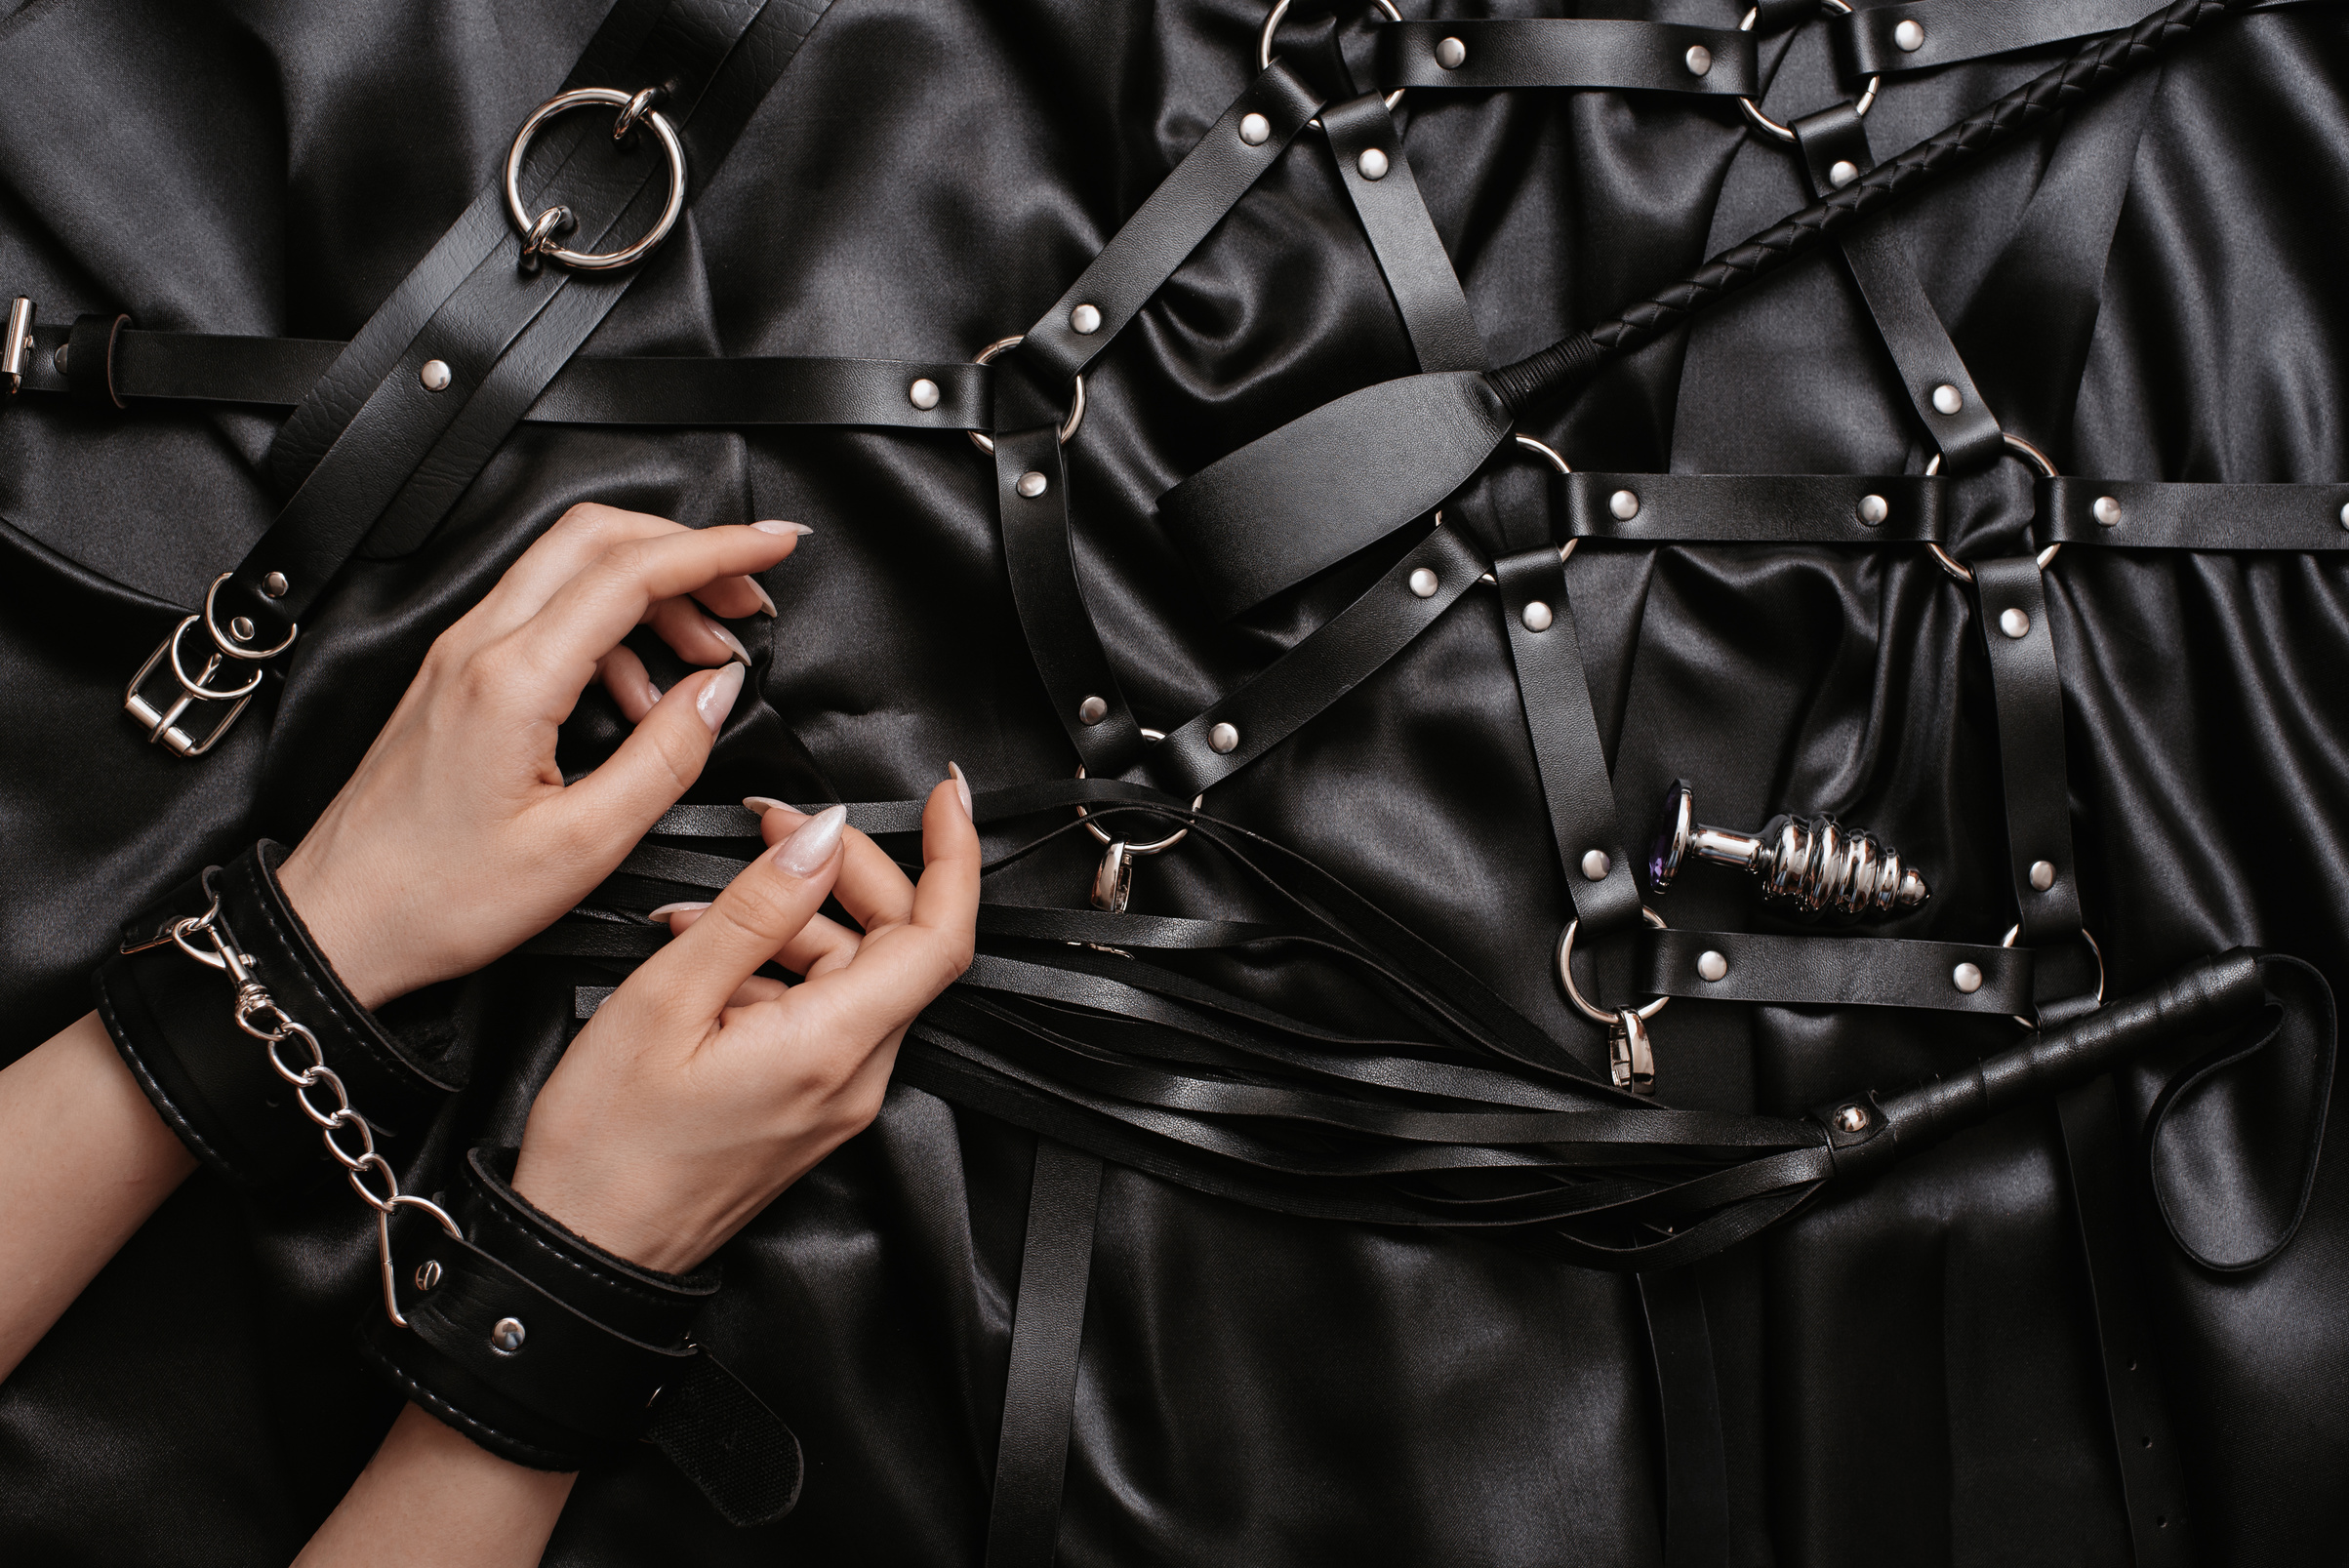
[[1648, 780, 1928, 920]]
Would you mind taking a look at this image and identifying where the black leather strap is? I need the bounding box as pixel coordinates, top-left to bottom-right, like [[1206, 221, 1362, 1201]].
[[1792, 105, 2004, 472], [1144, 527, 1479, 797], [1639, 928, 2033, 1015], [994, 424, 1146, 775], [2037, 476, 2349, 550], [18, 324, 992, 429], [1563, 471, 1947, 543], [1320, 94, 1485, 374], [92, 841, 457, 1186], [1496, 546, 1643, 1003], [1371, 20, 1758, 96], [218, 0, 822, 643], [1637, 1270, 1730, 1568], [1834, 0, 2158, 76], [64, 312, 130, 411], [984, 1140, 1103, 1568], [1015, 63, 1323, 388]]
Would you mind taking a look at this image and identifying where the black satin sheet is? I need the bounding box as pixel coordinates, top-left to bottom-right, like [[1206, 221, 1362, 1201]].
[[2, 0, 2346, 1563]]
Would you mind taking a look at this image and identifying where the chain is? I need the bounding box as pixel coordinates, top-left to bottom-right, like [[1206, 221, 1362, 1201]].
[[167, 878, 459, 1326]]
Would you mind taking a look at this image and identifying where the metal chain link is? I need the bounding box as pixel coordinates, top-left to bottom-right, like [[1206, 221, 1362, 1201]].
[[169, 879, 459, 1325]]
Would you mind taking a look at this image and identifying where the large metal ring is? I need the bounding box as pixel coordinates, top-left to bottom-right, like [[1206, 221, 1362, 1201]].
[[1736, 1, 1879, 144], [968, 335, 1087, 456], [1261, 0, 1407, 118], [1075, 728, 1204, 855], [1460, 432, 1578, 583], [1925, 433, 2061, 584], [202, 571, 296, 662], [505, 87, 687, 272], [1557, 906, 1673, 1026], [2001, 923, 2105, 1028], [169, 614, 267, 704]]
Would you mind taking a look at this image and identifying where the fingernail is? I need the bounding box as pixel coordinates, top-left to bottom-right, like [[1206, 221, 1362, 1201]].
[[703, 615, 751, 666], [647, 902, 709, 921], [774, 803, 847, 877], [747, 578, 778, 618], [949, 761, 974, 821], [645, 682, 662, 704], [743, 795, 790, 815], [750, 520, 813, 537], [697, 663, 745, 735]]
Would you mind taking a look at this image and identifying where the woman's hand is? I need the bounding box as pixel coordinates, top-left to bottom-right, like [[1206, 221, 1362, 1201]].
[[508, 776, 981, 1272], [276, 503, 808, 1010]]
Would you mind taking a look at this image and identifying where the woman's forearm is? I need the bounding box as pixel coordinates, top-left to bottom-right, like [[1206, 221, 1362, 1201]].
[[294, 1403, 575, 1567], [0, 1011, 197, 1381]]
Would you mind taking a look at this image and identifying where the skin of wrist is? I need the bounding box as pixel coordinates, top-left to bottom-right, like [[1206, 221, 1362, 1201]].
[[273, 843, 406, 1013], [507, 1145, 703, 1274]]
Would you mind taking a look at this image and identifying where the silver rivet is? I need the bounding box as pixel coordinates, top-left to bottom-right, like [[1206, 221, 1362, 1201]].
[[228, 616, 255, 642], [262, 572, 290, 598], [1696, 949, 1728, 983], [2339, 502, 2349, 530], [1357, 147, 1390, 181], [1609, 488, 1640, 521], [2030, 859, 2056, 891], [1077, 695, 1109, 726], [1834, 1104, 1870, 1133], [490, 1316, 527, 1354], [2000, 607, 2031, 639], [908, 377, 941, 411], [1857, 494, 1889, 526], [1238, 112, 1272, 145], [1209, 721, 1240, 754], [1071, 303, 1102, 335], [1893, 19, 1926, 51], [1407, 566, 1438, 598], [1520, 600, 1554, 632], [53, 342, 68, 373], [1580, 849, 1610, 882], [1684, 44, 1713, 77], [1435, 36, 1467, 69], [1953, 962, 1984, 994], [420, 358, 453, 392], [1017, 470, 1048, 499], [1930, 382, 1963, 416], [1829, 160, 1860, 189], [2092, 495, 2122, 527], [414, 1261, 441, 1291]]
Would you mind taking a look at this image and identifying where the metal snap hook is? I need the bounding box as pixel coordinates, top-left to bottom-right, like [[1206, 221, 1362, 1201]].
[[967, 335, 1086, 456], [505, 87, 688, 272], [1735, 0, 1880, 144], [1260, 0, 1407, 121]]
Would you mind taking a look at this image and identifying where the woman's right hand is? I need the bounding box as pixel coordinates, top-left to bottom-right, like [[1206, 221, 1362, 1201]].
[[508, 780, 981, 1273]]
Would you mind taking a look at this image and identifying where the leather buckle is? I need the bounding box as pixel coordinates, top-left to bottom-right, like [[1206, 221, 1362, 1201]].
[[121, 574, 293, 757], [2, 297, 32, 394]]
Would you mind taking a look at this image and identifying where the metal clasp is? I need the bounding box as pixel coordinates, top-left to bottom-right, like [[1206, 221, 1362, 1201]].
[[505, 87, 687, 273], [122, 572, 294, 757], [3, 297, 33, 394]]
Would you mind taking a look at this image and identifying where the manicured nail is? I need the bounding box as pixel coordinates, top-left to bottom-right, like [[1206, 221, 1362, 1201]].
[[774, 803, 847, 877], [750, 520, 813, 537], [949, 761, 974, 821], [743, 795, 790, 815], [697, 663, 745, 734], [703, 614, 751, 666], [647, 902, 709, 922], [746, 577, 778, 618], [645, 682, 662, 704]]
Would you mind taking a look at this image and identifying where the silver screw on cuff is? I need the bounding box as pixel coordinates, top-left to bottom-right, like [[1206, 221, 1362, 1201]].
[[490, 1316, 527, 1355]]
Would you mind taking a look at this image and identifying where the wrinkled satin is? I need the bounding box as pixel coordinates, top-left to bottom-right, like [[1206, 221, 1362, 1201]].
[[1, 0, 2345, 1563]]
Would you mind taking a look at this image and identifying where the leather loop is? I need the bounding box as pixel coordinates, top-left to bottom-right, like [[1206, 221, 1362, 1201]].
[[1016, 62, 1323, 387], [1563, 471, 1947, 543], [984, 1140, 1103, 1568], [1639, 928, 2031, 1014], [64, 311, 129, 411], [1320, 94, 1485, 374], [1791, 105, 2005, 472], [92, 841, 458, 1186], [993, 423, 1146, 775], [1371, 20, 1757, 95], [2037, 476, 2349, 550]]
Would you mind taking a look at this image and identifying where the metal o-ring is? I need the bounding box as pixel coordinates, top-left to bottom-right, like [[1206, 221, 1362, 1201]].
[[204, 572, 296, 662], [504, 88, 687, 272], [1557, 906, 1672, 1026], [967, 336, 1086, 456], [1260, 0, 1406, 121], [2001, 923, 2105, 1029], [1074, 728, 1205, 856], [1466, 433, 1578, 584], [1923, 433, 2062, 584], [168, 615, 267, 704], [1736, 1, 1879, 144]]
